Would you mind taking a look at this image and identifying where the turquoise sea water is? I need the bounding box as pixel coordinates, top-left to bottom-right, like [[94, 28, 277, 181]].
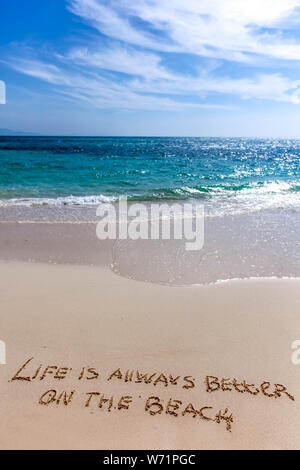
[[0, 136, 299, 282], [0, 136, 299, 218]]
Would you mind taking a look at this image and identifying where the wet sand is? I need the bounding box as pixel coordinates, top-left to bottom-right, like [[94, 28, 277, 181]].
[[0, 209, 299, 285]]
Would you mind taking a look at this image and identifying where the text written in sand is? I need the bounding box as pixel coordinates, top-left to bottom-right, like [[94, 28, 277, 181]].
[[9, 358, 297, 433]]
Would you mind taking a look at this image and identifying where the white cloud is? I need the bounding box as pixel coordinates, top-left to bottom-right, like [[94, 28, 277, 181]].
[[68, 0, 300, 61], [10, 58, 231, 110], [64, 46, 172, 80], [6, 0, 300, 110], [131, 72, 300, 104], [10, 55, 300, 109]]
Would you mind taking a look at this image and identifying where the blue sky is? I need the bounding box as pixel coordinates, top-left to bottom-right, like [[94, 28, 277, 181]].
[[2, 0, 300, 136]]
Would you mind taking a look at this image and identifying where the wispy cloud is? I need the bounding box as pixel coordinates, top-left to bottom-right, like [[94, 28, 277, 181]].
[[9, 57, 231, 110], [63, 46, 172, 80], [5, 0, 300, 110], [68, 0, 300, 61]]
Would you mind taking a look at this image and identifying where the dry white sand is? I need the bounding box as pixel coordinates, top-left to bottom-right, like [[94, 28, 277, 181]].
[[0, 260, 299, 449]]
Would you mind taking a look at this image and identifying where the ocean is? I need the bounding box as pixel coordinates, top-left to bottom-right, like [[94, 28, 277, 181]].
[[0, 136, 299, 222], [0, 136, 299, 284]]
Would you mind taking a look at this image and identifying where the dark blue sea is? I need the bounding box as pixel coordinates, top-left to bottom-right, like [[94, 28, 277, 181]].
[[0, 136, 299, 220]]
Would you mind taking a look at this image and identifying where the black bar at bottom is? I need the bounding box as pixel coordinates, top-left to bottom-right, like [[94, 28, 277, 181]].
[[0, 449, 288, 465]]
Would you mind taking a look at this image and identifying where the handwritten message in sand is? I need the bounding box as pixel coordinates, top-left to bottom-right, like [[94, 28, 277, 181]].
[[9, 357, 296, 433]]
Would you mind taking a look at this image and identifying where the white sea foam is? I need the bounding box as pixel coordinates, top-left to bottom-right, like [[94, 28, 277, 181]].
[[0, 181, 299, 219], [0, 194, 117, 207]]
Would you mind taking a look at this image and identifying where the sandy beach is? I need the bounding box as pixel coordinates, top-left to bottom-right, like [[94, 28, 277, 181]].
[[2, 0, 300, 454], [0, 137, 299, 452], [0, 253, 299, 449]]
